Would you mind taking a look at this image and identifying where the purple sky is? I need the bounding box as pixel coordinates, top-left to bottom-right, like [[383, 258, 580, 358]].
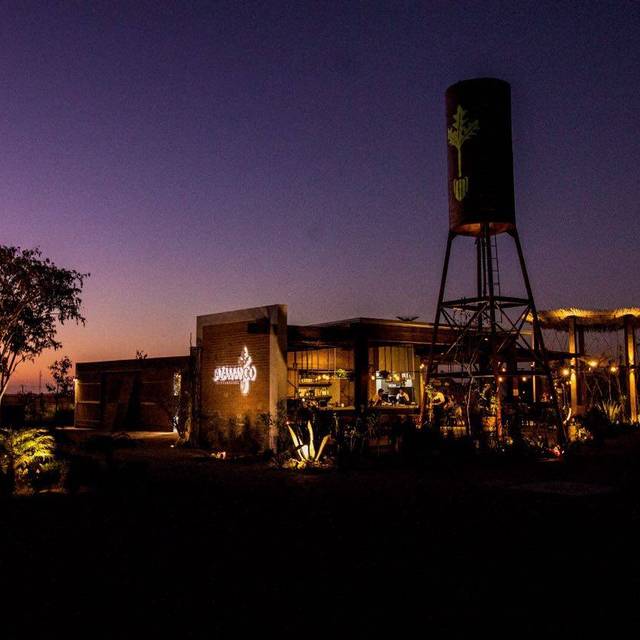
[[1, 1, 639, 390]]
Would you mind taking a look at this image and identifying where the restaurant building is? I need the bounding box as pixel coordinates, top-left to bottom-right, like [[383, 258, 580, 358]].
[[74, 304, 456, 443]]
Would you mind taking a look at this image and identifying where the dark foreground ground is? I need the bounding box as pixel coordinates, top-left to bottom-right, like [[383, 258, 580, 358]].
[[2, 431, 640, 637]]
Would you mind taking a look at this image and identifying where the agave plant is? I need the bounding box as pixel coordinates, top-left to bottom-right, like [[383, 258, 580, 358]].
[[287, 421, 329, 468], [0, 428, 56, 494], [598, 399, 623, 424]]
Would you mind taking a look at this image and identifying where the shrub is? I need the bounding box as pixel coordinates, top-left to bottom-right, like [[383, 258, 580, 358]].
[[0, 428, 56, 494], [582, 406, 609, 443], [258, 401, 289, 454], [202, 414, 265, 455], [29, 460, 68, 493]]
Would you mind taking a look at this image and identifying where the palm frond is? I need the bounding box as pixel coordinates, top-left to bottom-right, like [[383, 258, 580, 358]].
[[0, 428, 56, 474]]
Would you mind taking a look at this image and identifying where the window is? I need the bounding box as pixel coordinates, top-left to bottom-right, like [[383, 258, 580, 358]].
[[287, 347, 354, 408], [369, 345, 421, 407]]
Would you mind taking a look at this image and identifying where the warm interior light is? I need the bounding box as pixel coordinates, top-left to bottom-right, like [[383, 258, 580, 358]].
[[521, 376, 528, 382], [589, 359, 598, 368], [497, 376, 504, 383], [610, 365, 618, 373], [561, 367, 571, 377]]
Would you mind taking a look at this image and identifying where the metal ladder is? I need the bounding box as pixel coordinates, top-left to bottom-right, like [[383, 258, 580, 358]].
[[491, 234, 502, 298], [491, 234, 504, 323]]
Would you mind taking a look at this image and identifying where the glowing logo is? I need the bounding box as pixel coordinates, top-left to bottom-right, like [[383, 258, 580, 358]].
[[448, 104, 480, 201], [213, 346, 257, 395]]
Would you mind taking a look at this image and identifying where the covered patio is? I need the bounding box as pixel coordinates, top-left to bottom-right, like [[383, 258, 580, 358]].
[[535, 308, 640, 423]]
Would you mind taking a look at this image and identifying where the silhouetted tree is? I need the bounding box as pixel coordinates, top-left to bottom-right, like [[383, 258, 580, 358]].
[[0, 246, 87, 410], [46, 355, 74, 414]]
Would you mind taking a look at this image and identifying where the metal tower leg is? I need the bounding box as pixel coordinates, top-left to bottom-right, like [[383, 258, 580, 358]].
[[483, 224, 504, 439], [510, 230, 567, 445]]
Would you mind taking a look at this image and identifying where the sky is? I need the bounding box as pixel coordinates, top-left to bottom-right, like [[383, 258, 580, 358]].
[[1, 0, 639, 391]]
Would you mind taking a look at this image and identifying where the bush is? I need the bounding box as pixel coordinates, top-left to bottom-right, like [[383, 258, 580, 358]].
[[0, 428, 56, 494], [582, 406, 609, 443], [202, 414, 266, 455], [258, 401, 289, 454], [29, 460, 68, 493]]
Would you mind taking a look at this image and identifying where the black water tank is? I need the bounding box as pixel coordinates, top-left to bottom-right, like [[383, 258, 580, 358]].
[[446, 78, 515, 236]]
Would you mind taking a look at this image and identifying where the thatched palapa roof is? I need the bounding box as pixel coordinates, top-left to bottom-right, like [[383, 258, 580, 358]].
[[528, 308, 640, 332]]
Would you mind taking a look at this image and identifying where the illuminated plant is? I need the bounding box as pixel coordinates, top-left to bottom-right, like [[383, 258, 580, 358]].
[[598, 399, 623, 424], [287, 421, 329, 468], [0, 428, 56, 494], [567, 420, 592, 444]]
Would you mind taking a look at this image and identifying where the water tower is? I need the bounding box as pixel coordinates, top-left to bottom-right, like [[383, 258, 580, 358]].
[[421, 78, 565, 444]]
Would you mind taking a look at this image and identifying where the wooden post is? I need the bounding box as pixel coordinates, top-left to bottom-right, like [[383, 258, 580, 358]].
[[624, 315, 638, 424], [568, 316, 579, 418], [354, 335, 370, 414]]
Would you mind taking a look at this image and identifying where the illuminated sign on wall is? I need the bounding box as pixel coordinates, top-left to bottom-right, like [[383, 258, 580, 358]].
[[213, 346, 257, 395]]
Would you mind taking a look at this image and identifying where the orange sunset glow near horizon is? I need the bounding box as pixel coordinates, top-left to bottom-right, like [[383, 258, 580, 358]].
[[3, 3, 639, 393]]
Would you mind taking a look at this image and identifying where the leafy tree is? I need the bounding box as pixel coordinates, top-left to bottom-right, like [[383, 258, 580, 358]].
[[0, 246, 87, 408], [46, 355, 74, 413], [135, 350, 148, 360]]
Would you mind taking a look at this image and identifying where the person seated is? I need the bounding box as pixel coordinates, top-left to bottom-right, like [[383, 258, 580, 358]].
[[443, 393, 454, 412], [442, 393, 455, 425], [372, 388, 384, 406], [396, 388, 410, 405]]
